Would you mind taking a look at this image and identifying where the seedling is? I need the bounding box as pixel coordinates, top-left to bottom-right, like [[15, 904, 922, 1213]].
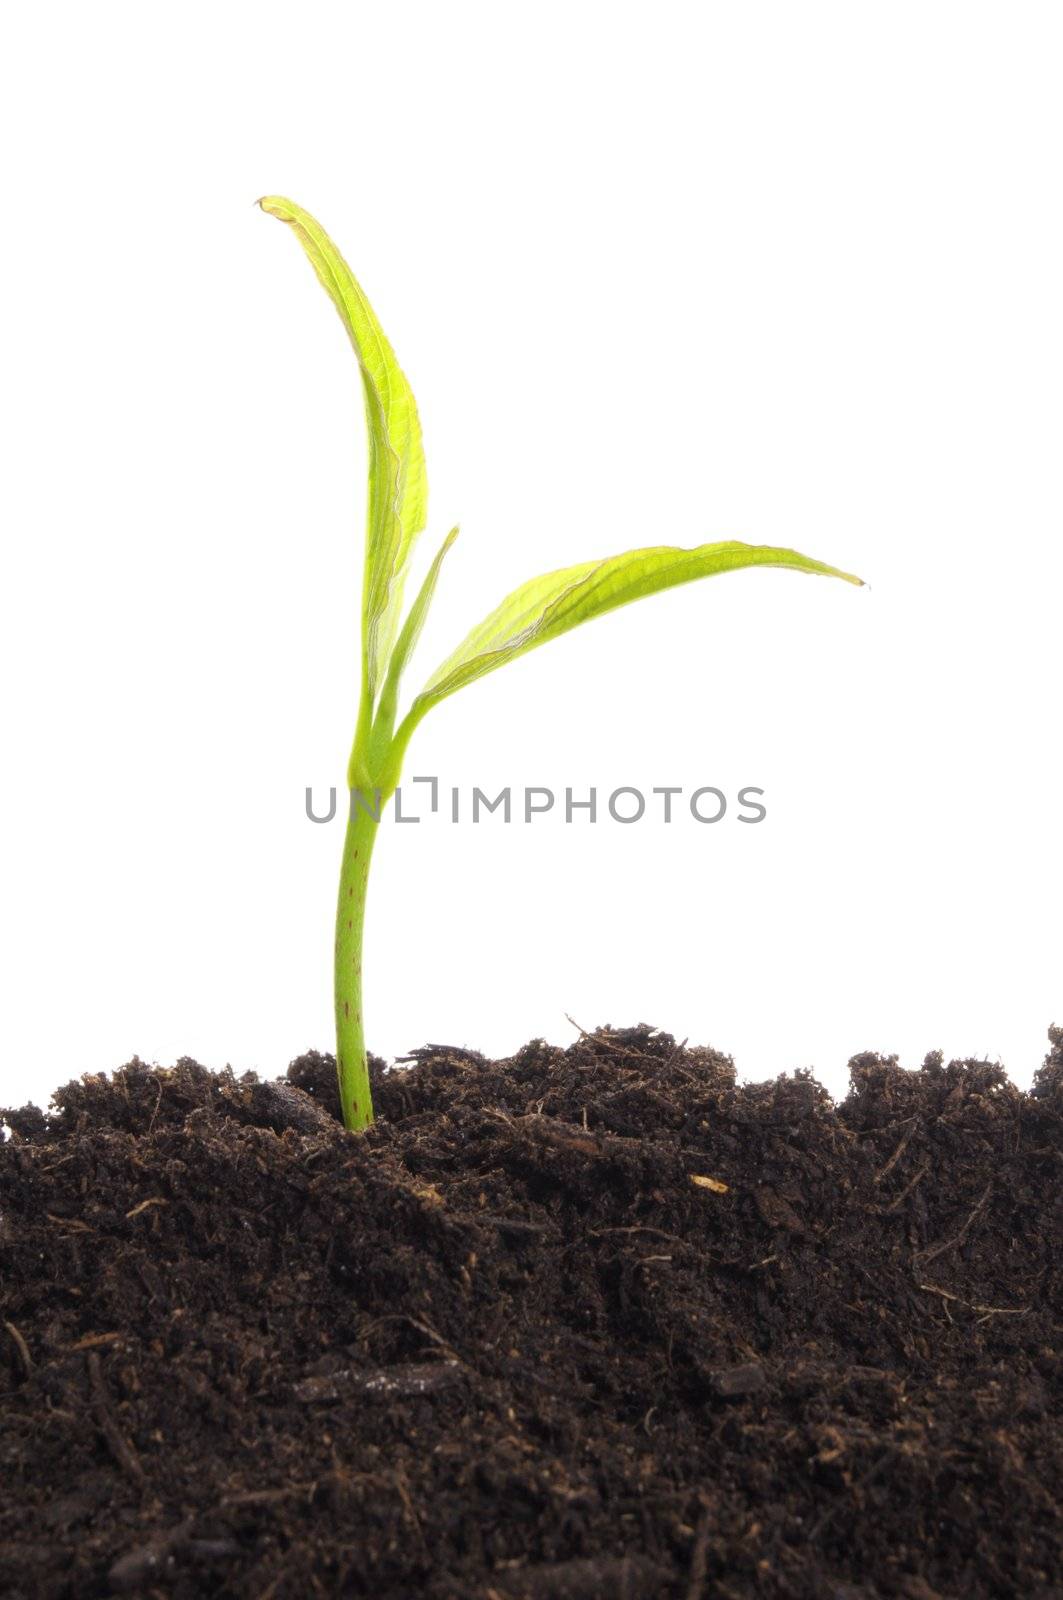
[[259, 196, 863, 1130]]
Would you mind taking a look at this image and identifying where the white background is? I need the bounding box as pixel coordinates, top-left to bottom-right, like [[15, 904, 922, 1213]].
[[2, 3, 1060, 1110]]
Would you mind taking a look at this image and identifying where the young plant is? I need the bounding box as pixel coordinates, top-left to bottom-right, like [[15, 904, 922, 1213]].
[[259, 196, 863, 1131]]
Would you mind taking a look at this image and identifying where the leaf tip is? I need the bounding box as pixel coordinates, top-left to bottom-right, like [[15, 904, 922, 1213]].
[[827, 562, 865, 588], [256, 195, 290, 221]]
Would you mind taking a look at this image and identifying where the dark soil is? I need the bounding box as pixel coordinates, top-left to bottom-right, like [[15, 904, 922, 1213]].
[[2, 1026, 1061, 1599]]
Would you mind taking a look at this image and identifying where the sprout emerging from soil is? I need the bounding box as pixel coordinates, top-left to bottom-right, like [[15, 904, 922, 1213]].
[[259, 196, 863, 1130]]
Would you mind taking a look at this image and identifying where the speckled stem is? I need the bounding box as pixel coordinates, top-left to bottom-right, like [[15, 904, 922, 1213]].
[[334, 795, 380, 1129]]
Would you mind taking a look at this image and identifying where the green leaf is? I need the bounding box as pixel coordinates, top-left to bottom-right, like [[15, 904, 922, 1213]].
[[366, 526, 459, 787], [258, 196, 428, 700], [403, 540, 863, 727]]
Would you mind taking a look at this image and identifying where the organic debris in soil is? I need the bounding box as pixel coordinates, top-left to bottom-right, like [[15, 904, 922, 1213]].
[[2, 1025, 1062, 1599]]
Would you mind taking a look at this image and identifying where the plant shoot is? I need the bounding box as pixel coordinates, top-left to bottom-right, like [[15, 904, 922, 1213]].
[[259, 196, 863, 1130]]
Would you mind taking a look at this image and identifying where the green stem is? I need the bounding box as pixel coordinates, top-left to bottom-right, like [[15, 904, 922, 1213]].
[[334, 792, 380, 1129]]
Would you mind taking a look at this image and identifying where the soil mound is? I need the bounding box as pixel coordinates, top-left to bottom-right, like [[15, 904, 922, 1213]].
[[2, 1026, 1061, 1597]]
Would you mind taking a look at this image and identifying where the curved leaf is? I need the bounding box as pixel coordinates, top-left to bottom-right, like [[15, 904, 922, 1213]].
[[366, 526, 459, 786], [259, 196, 427, 699], [406, 540, 862, 724]]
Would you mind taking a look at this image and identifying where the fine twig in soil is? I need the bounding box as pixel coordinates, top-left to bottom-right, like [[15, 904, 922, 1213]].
[[513, 1113, 610, 1159], [67, 1331, 123, 1351], [590, 1225, 690, 1248], [3, 1319, 33, 1378], [46, 1212, 94, 1233], [685, 1499, 713, 1599], [873, 1116, 919, 1184], [565, 1015, 663, 1065], [392, 1466, 430, 1556], [86, 1351, 146, 1487], [914, 1181, 992, 1264], [877, 1162, 929, 1214], [220, 1483, 315, 1508], [917, 1282, 1028, 1320], [355, 1311, 462, 1363], [146, 1076, 164, 1136]]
